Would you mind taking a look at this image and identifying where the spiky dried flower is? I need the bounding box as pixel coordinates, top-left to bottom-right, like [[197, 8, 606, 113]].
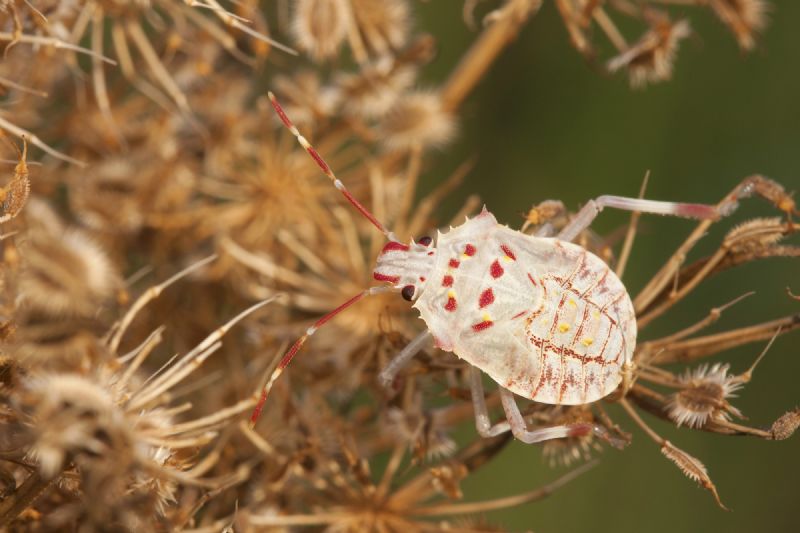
[[608, 18, 691, 88], [378, 90, 455, 151], [667, 363, 743, 428], [710, 0, 769, 50], [291, 0, 350, 61]]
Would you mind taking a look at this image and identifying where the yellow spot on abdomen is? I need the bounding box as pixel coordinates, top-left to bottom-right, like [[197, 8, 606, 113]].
[[448, 290, 456, 299], [558, 323, 570, 333], [581, 337, 594, 347], [482, 312, 492, 322], [568, 299, 577, 308]]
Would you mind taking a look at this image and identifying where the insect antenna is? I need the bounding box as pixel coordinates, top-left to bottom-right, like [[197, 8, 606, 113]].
[[249, 285, 392, 427], [267, 91, 399, 242]]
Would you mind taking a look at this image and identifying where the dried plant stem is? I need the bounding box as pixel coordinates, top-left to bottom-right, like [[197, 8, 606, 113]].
[[440, 1, 542, 112], [650, 314, 799, 364], [0, 116, 84, 166], [412, 460, 597, 516], [108, 255, 217, 353], [0, 470, 55, 527], [616, 171, 649, 279]]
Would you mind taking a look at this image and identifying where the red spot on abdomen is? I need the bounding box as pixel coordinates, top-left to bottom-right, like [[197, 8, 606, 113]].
[[444, 297, 457, 312], [449, 259, 460, 269], [373, 272, 400, 283], [464, 244, 476, 256], [479, 288, 494, 308], [442, 275, 454, 287], [381, 241, 410, 253], [490, 260, 504, 278], [472, 320, 494, 332], [501, 245, 516, 260]]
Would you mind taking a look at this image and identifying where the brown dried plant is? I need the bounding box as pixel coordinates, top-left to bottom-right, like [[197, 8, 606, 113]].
[[0, 0, 796, 531]]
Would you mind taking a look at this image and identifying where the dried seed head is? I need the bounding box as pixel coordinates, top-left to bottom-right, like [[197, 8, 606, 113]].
[[661, 440, 727, 509], [607, 19, 691, 88], [541, 407, 603, 467], [667, 363, 743, 428], [429, 463, 469, 499], [378, 90, 455, 151], [336, 62, 418, 119], [18, 227, 120, 317], [25, 373, 123, 478], [710, 0, 769, 50], [292, 0, 350, 61], [770, 408, 800, 440], [350, 0, 411, 56], [723, 217, 786, 254]]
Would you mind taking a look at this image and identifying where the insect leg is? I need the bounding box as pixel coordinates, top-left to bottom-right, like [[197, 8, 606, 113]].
[[500, 388, 625, 446], [378, 330, 432, 390], [470, 367, 511, 437], [557, 195, 730, 243]]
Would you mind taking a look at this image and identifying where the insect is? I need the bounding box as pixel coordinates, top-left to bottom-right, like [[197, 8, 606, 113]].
[[250, 92, 734, 445]]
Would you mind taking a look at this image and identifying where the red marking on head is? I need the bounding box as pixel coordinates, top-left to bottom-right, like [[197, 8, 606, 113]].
[[464, 244, 476, 256], [428, 251, 434, 256], [501, 244, 516, 260], [381, 241, 410, 253], [419, 276, 426, 282], [442, 275, 454, 287], [448, 259, 460, 269], [490, 260, 504, 278], [444, 297, 457, 312], [373, 272, 400, 283], [479, 288, 494, 308], [471, 320, 494, 332]]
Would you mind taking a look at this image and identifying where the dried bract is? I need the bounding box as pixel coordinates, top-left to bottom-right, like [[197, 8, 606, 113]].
[[661, 440, 727, 510], [608, 19, 691, 88], [710, 0, 769, 50]]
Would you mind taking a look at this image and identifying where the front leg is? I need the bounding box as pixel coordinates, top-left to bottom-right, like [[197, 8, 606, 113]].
[[557, 194, 735, 243]]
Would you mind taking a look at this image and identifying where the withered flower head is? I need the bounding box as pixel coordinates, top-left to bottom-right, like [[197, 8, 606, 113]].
[[378, 90, 455, 151], [292, 0, 350, 61], [17, 210, 120, 317], [607, 19, 691, 88], [710, 0, 769, 50], [667, 363, 743, 428]]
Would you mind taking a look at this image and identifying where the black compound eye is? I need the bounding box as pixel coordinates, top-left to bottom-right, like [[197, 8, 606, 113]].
[[418, 236, 433, 246], [401, 285, 415, 301]]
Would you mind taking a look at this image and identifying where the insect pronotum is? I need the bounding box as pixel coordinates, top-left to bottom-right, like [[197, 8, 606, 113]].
[[250, 92, 735, 445]]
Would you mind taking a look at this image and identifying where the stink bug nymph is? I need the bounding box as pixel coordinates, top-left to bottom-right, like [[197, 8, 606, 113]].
[[250, 92, 734, 445]]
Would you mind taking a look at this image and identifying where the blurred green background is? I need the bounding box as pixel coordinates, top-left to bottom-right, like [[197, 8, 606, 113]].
[[414, 3, 799, 532]]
